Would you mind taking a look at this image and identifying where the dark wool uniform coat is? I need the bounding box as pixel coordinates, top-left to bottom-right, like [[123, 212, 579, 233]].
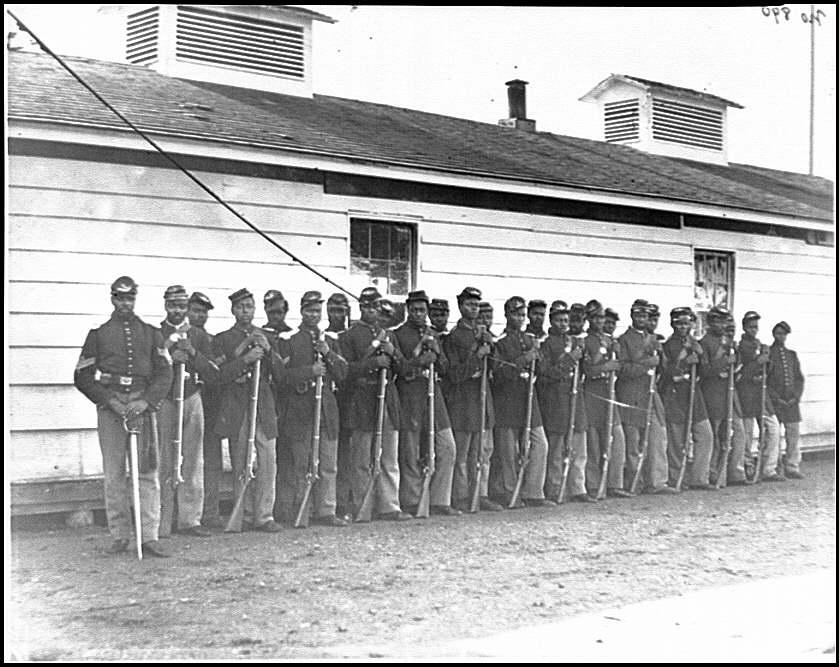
[[537, 329, 586, 433], [191, 326, 221, 433], [582, 330, 620, 429], [392, 322, 452, 432], [492, 327, 544, 429], [767, 343, 804, 423], [211, 325, 284, 440], [276, 326, 347, 442], [159, 321, 219, 401], [75, 312, 172, 409], [736, 334, 776, 419], [441, 318, 495, 432], [698, 332, 744, 422], [659, 333, 709, 425], [616, 327, 662, 429], [340, 321, 404, 431]]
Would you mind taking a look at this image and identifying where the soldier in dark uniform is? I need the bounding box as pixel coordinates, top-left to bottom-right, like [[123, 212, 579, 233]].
[[187, 292, 225, 529], [212, 288, 284, 532], [698, 306, 750, 486], [478, 301, 495, 335], [326, 293, 350, 334], [260, 290, 295, 524], [392, 290, 460, 516], [737, 311, 783, 482], [568, 303, 587, 337], [442, 287, 502, 512], [324, 292, 352, 516], [646, 304, 665, 343], [603, 307, 619, 336], [262, 290, 293, 337], [429, 298, 450, 335], [617, 300, 676, 494], [341, 287, 412, 521], [488, 297, 552, 507], [74, 276, 173, 557], [275, 291, 350, 527], [158, 285, 218, 538], [582, 301, 632, 498], [767, 321, 805, 479], [538, 300, 593, 502], [525, 299, 548, 342], [660, 307, 715, 490]]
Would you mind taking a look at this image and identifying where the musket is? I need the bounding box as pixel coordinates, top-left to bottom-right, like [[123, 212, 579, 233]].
[[470, 325, 490, 513], [674, 356, 697, 493], [123, 415, 144, 560], [294, 331, 325, 528], [596, 339, 618, 500], [556, 346, 581, 504], [748, 342, 769, 484], [415, 358, 436, 518], [630, 365, 658, 495], [225, 356, 261, 532], [509, 334, 539, 508], [355, 365, 388, 523], [172, 361, 186, 489], [715, 339, 737, 489]]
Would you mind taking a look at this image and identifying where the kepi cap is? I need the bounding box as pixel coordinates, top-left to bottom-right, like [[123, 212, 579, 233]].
[[163, 284, 188, 302], [670, 306, 693, 322], [742, 310, 761, 324], [457, 287, 482, 302], [110, 276, 138, 296], [549, 300, 569, 315], [300, 290, 324, 309], [505, 296, 526, 313], [406, 290, 430, 306], [263, 289, 287, 310], [585, 299, 604, 319], [358, 287, 382, 306], [327, 293, 349, 309], [647, 303, 661, 317], [478, 301, 494, 313], [429, 298, 449, 312], [527, 299, 547, 311], [708, 305, 731, 321], [228, 288, 254, 305], [604, 307, 620, 321], [189, 291, 214, 310], [773, 321, 791, 334], [377, 298, 394, 315], [631, 299, 650, 314]]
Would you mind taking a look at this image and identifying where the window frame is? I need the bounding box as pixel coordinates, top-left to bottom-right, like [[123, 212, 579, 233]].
[[693, 247, 736, 338]]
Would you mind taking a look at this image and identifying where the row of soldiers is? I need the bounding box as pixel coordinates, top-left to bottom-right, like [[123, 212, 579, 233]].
[[74, 277, 805, 558]]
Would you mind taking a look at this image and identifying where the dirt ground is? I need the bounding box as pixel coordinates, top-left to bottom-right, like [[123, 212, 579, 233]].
[[7, 454, 835, 660]]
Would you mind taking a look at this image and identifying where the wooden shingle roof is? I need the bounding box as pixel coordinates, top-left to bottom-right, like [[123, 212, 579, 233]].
[[8, 51, 833, 221]]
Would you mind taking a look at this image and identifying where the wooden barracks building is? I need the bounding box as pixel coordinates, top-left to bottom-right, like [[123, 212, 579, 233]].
[[7, 5, 835, 514]]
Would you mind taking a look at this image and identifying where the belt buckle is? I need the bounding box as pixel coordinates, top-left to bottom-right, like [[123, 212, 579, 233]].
[[119, 376, 133, 386]]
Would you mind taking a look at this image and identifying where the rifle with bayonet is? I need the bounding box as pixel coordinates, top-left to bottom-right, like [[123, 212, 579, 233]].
[[509, 333, 539, 508], [225, 356, 261, 532], [294, 330, 325, 528]]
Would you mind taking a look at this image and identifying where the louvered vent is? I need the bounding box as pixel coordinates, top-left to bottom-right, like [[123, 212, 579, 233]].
[[604, 99, 640, 143], [175, 5, 305, 80], [652, 99, 723, 151], [126, 6, 159, 66]]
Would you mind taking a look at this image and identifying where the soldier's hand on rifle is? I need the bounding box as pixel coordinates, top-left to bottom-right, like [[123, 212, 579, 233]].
[[417, 350, 436, 367], [172, 349, 190, 364], [175, 337, 195, 356], [476, 343, 491, 359], [125, 399, 148, 419], [643, 354, 659, 368], [315, 339, 330, 356], [108, 397, 128, 417], [685, 352, 699, 365], [251, 331, 271, 352], [757, 351, 770, 364], [569, 346, 583, 362], [379, 340, 395, 357], [373, 354, 391, 369], [311, 360, 326, 377], [602, 359, 620, 372], [243, 346, 264, 364], [726, 350, 736, 364], [425, 336, 441, 355]]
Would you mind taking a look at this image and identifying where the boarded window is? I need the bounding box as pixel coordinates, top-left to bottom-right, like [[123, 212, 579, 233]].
[[350, 219, 416, 303], [694, 249, 734, 337]]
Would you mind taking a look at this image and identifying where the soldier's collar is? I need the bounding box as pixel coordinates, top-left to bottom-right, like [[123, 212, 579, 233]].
[[163, 318, 190, 332], [457, 318, 477, 330], [111, 311, 137, 324]]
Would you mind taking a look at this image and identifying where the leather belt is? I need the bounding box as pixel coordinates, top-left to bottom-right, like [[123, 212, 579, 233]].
[[97, 371, 148, 392]]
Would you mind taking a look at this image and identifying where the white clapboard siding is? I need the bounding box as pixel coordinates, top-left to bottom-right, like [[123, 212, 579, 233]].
[[9, 156, 329, 211], [421, 219, 693, 263], [9, 429, 102, 480], [7, 249, 348, 290], [736, 249, 833, 276], [796, 402, 836, 435], [684, 227, 834, 258], [8, 216, 345, 268], [9, 187, 346, 239], [9, 347, 83, 385], [736, 269, 835, 297], [10, 385, 98, 431], [421, 244, 690, 286]]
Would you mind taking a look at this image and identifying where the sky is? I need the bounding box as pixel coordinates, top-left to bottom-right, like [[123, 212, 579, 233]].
[[5, 4, 836, 179]]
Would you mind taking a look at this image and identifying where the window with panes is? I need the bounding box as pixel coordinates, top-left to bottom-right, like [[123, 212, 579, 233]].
[[693, 249, 734, 337]]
